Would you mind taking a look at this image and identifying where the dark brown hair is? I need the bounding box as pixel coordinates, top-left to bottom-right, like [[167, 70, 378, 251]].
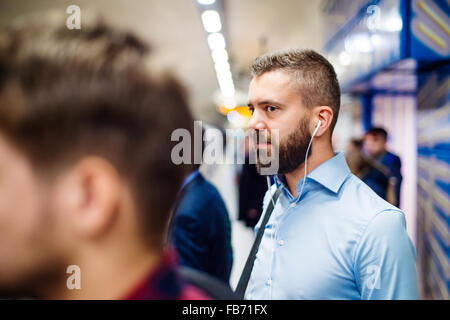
[[251, 49, 341, 132], [0, 14, 194, 248], [366, 127, 388, 140]]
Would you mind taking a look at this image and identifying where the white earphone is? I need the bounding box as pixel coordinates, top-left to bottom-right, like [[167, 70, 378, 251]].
[[312, 120, 322, 138], [296, 119, 322, 197], [266, 119, 322, 207]]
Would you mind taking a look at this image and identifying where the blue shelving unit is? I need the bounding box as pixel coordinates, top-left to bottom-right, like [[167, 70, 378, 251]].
[[322, 0, 449, 299]]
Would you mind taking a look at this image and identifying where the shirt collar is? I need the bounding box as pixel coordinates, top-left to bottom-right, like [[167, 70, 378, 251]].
[[275, 152, 351, 195]]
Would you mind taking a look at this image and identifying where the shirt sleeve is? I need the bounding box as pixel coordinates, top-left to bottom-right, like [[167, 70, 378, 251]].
[[354, 210, 419, 300]]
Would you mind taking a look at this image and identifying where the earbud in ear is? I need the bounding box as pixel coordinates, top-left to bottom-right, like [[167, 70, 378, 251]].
[[316, 120, 322, 130], [312, 120, 322, 137]]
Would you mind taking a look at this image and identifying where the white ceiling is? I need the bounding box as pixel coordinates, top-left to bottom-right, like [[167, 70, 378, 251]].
[[0, 0, 324, 125], [227, 0, 323, 82]]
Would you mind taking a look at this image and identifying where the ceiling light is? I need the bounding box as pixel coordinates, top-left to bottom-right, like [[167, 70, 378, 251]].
[[211, 49, 229, 64], [201, 10, 222, 33], [207, 32, 226, 51], [197, 0, 216, 5]]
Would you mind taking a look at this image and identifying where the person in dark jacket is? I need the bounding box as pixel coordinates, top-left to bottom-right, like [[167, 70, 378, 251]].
[[238, 160, 268, 228], [362, 127, 403, 207], [169, 168, 233, 284]]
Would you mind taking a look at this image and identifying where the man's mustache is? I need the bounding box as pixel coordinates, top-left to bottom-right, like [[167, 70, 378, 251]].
[[254, 129, 273, 145]]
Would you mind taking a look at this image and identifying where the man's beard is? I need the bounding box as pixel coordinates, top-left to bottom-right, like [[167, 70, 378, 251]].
[[0, 202, 65, 299], [256, 116, 311, 175]]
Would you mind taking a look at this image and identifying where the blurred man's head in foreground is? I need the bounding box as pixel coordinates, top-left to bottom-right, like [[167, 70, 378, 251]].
[[0, 13, 193, 298], [364, 127, 388, 157]]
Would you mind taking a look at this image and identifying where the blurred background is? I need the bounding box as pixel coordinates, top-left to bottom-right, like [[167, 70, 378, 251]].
[[0, 0, 448, 300]]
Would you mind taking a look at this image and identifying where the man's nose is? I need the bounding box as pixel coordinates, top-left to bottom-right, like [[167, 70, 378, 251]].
[[248, 109, 267, 130]]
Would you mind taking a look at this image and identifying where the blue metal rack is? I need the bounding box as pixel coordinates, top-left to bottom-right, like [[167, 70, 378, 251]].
[[322, 0, 450, 299]]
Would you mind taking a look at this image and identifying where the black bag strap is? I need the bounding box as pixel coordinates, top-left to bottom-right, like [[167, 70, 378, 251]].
[[235, 186, 282, 299], [178, 266, 239, 300]]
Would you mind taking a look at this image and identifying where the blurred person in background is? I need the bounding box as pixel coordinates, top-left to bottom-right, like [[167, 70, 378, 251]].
[[0, 12, 210, 300], [238, 135, 267, 228], [362, 127, 402, 207], [345, 138, 369, 177], [169, 128, 233, 284]]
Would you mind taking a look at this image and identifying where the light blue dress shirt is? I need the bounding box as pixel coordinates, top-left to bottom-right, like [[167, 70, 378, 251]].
[[245, 152, 418, 300]]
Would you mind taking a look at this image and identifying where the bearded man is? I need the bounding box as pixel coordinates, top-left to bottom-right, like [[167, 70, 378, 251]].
[[244, 49, 418, 300]]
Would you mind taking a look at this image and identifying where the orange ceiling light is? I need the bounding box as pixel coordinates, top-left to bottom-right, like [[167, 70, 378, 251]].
[[218, 105, 252, 118]]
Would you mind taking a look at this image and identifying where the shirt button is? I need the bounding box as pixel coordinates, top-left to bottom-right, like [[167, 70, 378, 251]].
[[267, 279, 272, 286], [290, 203, 296, 208], [278, 240, 284, 246]]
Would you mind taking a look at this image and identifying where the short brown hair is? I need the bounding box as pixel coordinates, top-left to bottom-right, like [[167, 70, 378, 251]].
[[0, 13, 194, 248], [366, 127, 388, 141], [251, 49, 341, 132]]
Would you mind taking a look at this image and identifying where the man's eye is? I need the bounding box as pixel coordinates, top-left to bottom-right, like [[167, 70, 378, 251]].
[[248, 106, 255, 114], [266, 105, 277, 112]]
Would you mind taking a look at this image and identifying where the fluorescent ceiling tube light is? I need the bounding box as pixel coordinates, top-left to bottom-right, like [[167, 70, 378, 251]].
[[219, 85, 235, 98], [211, 49, 229, 64], [207, 33, 226, 51], [214, 59, 231, 73], [201, 10, 222, 33], [218, 81, 234, 95], [197, 0, 216, 4], [215, 69, 232, 81]]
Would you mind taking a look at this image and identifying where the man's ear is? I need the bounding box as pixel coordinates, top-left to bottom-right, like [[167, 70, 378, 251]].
[[312, 106, 334, 137], [59, 156, 122, 240]]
